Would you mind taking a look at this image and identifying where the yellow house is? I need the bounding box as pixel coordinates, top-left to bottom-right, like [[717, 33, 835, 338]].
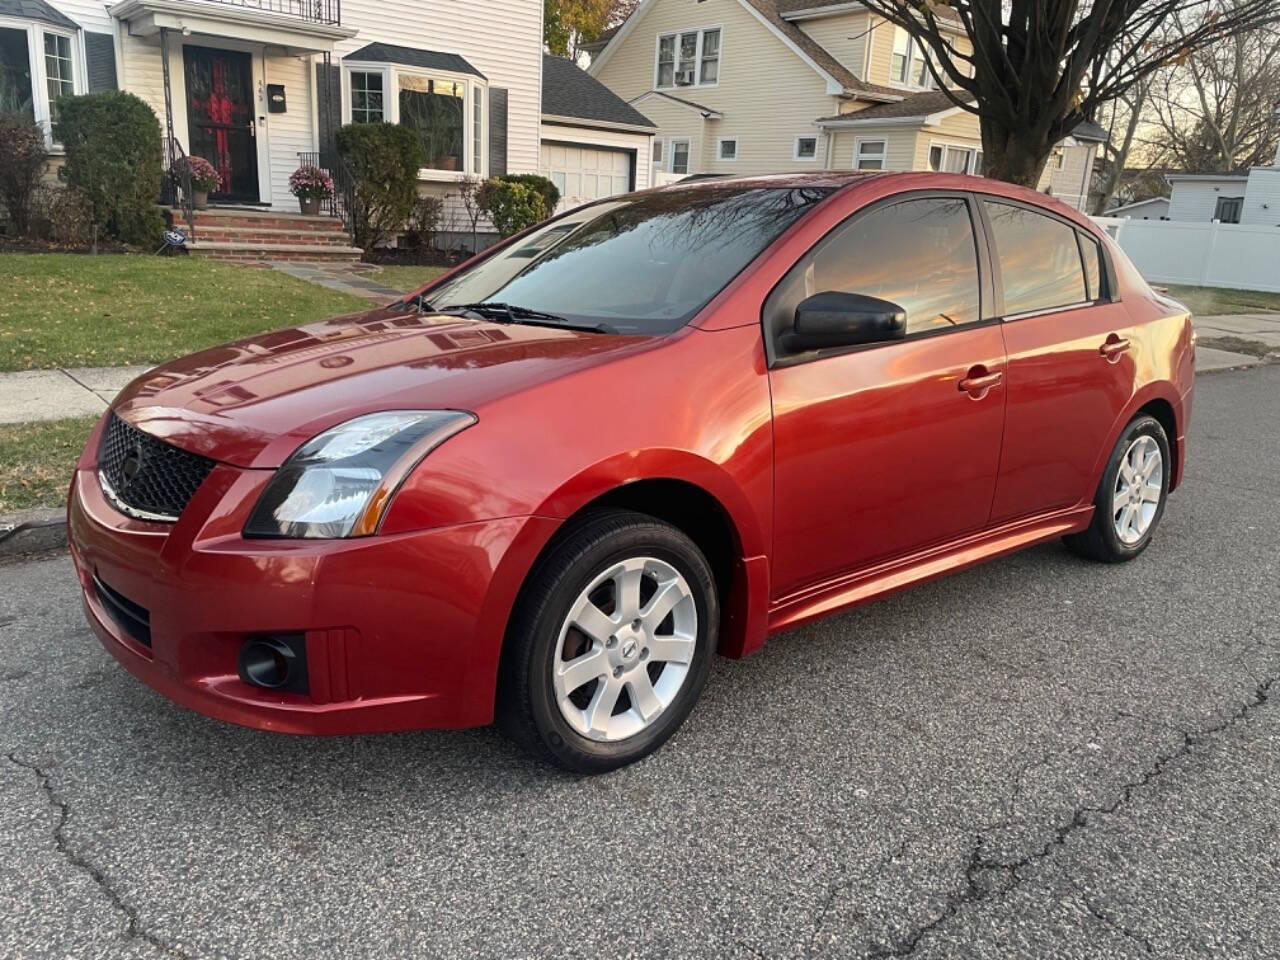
[[588, 0, 1106, 210]]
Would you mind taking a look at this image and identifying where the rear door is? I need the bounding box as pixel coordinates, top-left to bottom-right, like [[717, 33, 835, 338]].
[[978, 198, 1138, 523], [767, 193, 1007, 599]]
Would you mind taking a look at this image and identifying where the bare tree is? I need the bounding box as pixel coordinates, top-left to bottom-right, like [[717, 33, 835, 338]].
[[456, 175, 486, 253], [1144, 14, 1280, 171], [1092, 76, 1153, 212], [856, 0, 1279, 187]]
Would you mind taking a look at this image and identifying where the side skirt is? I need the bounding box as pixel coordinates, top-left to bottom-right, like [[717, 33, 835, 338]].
[[767, 505, 1095, 635]]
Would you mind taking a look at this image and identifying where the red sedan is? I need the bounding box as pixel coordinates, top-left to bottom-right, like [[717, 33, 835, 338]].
[[69, 172, 1194, 772]]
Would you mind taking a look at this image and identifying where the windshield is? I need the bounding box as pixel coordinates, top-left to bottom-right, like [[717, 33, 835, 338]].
[[423, 185, 833, 335]]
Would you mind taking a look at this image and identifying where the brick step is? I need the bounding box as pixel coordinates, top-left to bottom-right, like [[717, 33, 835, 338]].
[[189, 240, 363, 263], [169, 207, 345, 233], [194, 225, 355, 246]]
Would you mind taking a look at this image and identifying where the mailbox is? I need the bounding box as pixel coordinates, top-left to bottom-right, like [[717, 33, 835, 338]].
[[267, 84, 286, 113]]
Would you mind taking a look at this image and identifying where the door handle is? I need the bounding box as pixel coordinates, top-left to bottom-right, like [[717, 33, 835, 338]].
[[958, 367, 1002, 397], [1099, 335, 1130, 361]]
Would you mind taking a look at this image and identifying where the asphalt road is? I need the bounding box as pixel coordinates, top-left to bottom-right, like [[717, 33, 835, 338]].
[[2, 365, 1278, 960]]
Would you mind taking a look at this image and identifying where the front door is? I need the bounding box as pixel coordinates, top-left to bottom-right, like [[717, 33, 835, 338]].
[[183, 46, 258, 203], [766, 194, 1007, 599]]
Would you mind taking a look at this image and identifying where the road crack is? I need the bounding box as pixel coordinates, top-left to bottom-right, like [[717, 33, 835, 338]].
[[863, 669, 1278, 958], [806, 840, 907, 958], [6, 752, 196, 960]]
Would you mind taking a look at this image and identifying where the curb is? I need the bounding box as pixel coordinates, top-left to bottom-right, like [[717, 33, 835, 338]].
[[0, 509, 68, 558]]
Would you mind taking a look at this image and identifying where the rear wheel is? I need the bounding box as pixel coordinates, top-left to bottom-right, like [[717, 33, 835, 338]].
[[498, 510, 717, 773], [1064, 414, 1170, 563]]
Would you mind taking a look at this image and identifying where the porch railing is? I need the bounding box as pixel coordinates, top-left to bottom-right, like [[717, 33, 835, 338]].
[[298, 150, 356, 239], [199, 0, 341, 25], [161, 137, 197, 242]]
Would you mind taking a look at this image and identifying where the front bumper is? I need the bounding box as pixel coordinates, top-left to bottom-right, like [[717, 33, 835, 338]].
[[69, 462, 558, 734]]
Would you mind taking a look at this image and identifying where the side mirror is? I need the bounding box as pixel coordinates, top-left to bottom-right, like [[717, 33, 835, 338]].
[[785, 292, 907, 352]]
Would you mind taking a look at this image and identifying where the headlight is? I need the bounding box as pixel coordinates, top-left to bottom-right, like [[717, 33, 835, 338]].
[[244, 410, 476, 539]]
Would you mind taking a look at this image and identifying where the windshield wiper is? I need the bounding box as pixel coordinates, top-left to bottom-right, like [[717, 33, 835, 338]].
[[449, 302, 616, 334], [393, 292, 434, 312]]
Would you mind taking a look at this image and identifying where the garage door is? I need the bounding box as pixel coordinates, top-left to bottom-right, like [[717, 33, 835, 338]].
[[540, 143, 633, 212]]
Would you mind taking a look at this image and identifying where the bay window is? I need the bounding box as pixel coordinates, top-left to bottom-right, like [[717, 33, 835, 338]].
[[655, 27, 721, 89], [0, 18, 85, 144], [343, 60, 487, 178]]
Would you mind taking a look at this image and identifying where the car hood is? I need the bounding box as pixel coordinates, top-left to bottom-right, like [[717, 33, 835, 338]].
[[112, 305, 649, 468]]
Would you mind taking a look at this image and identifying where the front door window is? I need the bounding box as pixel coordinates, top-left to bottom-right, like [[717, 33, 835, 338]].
[[184, 46, 258, 202]]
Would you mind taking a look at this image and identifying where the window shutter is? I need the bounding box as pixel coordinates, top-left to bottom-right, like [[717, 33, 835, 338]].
[[84, 33, 117, 93], [315, 61, 341, 157], [489, 87, 508, 177]]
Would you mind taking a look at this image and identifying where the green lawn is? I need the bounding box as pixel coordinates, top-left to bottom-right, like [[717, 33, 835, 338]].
[[0, 254, 368, 371], [367, 265, 449, 293], [1164, 285, 1280, 317], [0, 415, 98, 514]]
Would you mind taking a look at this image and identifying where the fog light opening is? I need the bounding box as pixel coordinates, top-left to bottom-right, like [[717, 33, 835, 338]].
[[238, 637, 297, 690]]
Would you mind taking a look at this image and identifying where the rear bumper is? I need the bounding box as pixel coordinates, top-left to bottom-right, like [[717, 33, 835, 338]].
[[69, 465, 559, 734]]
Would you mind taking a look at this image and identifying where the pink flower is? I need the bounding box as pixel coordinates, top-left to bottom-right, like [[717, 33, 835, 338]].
[[290, 164, 335, 200]]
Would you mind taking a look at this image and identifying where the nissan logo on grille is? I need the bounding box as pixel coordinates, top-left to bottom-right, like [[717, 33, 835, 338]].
[[119, 446, 143, 487], [97, 414, 217, 522]]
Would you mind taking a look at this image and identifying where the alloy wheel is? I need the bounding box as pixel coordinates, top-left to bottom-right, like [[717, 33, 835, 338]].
[[1112, 434, 1163, 545], [552, 556, 698, 742]]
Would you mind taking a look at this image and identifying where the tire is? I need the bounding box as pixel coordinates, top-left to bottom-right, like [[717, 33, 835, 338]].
[[498, 509, 718, 774], [1064, 414, 1171, 563]]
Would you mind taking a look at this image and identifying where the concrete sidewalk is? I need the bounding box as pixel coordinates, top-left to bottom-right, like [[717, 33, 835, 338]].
[[0, 366, 151, 425], [268, 262, 404, 304], [0, 315, 1273, 426]]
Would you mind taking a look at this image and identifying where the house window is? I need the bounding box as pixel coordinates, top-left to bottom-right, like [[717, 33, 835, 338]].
[[717, 137, 737, 161], [653, 139, 663, 164], [795, 135, 818, 161], [44, 33, 73, 120], [1214, 196, 1243, 223], [0, 27, 33, 117], [349, 71, 384, 123], [656, 27, 721, 88], [929, 143, 980, 174], [700, 28, 720, 84], [0, 21, 83, 142], [855, 138, 886, 170], [344, 62, 485, 178], [670, 138, 690, 175], [889, 27, 935, 89], [399, 75, 465, 172]]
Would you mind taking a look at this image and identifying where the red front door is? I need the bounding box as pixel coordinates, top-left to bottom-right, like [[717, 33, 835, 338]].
[[184, 46, 259, 203]]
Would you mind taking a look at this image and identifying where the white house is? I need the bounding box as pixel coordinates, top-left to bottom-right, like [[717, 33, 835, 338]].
[[1, 0, 654, 256], [1104, 196, 1170, 220], [1163, 169, 1280, 226]]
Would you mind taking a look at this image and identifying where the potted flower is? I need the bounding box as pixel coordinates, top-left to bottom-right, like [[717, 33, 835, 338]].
[[172, 156, 220, 210], [289, 164, 334, 216]]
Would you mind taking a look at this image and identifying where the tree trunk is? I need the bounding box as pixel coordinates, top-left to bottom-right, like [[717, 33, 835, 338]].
[[980, 126, 1053, 189]]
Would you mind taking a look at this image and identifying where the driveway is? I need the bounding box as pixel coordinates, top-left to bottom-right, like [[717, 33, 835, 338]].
[[2, 365, 1277, 960]]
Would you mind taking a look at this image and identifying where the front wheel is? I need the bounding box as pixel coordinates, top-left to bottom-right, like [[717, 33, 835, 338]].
[[498, 510, 718, 773], [1064, 414, 1171, 563]]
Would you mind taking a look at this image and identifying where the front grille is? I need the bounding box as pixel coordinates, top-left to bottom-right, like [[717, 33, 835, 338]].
[[98, 413, 216, 521], [92, 572, 152, 647]]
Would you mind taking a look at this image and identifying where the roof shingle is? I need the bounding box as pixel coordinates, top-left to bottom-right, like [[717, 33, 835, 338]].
[[0, 0, 78, 30], [543, 54, 656, 128], [346, 43, 485, 80]]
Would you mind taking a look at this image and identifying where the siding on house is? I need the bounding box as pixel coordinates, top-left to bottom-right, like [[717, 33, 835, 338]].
[[795, 10, 871, 82], [592, 0, 840, 176], [1167, 178, 1250, 221], [1242, 168, 1280, 226], [634, 95, 709, 174], [333, 0, 543, 176], [1045, 141, 1096, 211], [830, 127, 916, 172]]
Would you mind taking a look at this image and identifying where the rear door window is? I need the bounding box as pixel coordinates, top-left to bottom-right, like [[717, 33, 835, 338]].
[[983, 201, 1087, 315]]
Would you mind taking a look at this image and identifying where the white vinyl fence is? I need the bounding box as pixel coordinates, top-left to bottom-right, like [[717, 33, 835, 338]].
[[1093, 218, 1280, 293]]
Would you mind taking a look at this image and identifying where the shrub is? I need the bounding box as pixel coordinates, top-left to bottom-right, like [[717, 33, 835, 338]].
[[0, 110, 48, 236], [289, 164, 333, 200], [54, 92, 164, 245], [478, 179, 548, 238], [172, 155, 220, 193], [497, 173, 560, 215], [29, 185, 94, 244], [335, 122, 425, 250], [404, 194, 443, 249]]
